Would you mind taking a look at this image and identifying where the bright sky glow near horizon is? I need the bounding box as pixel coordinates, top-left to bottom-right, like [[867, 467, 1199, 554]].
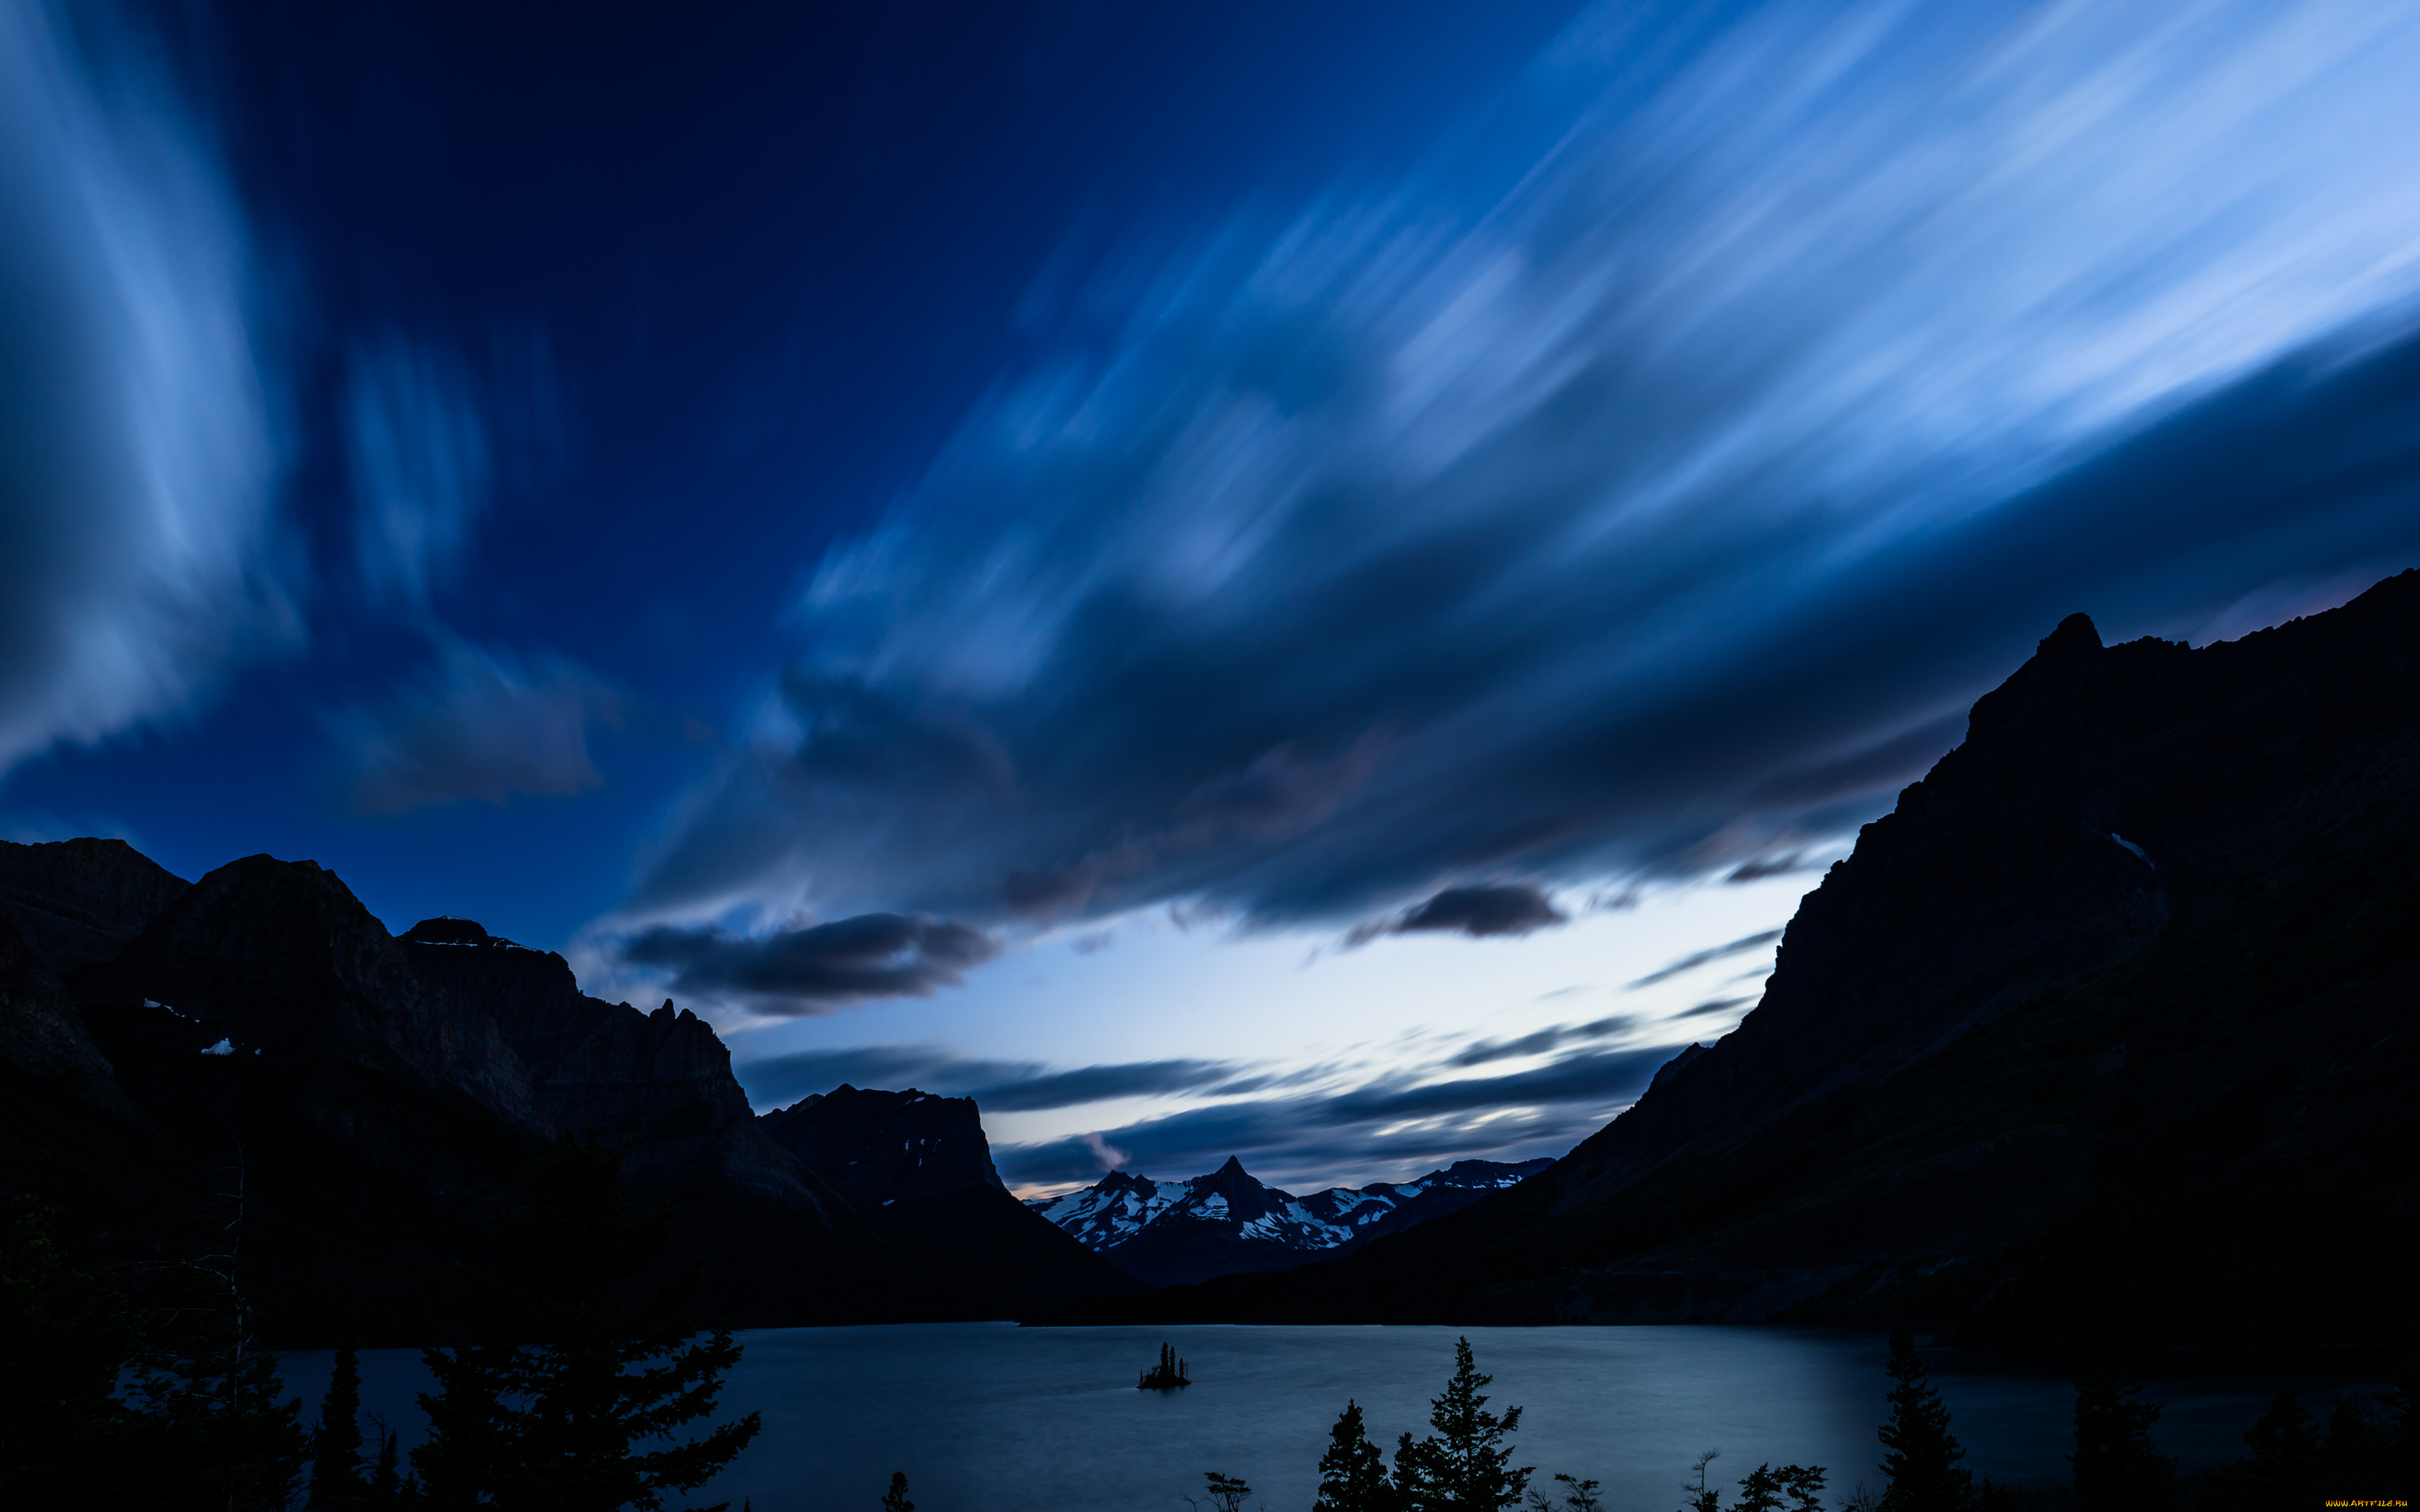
[[6, 0, 2420, 1192]]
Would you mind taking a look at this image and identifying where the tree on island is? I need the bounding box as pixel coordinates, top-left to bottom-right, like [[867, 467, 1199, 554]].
[[411, 1135, 762, 1511], [1877, 1331, 1973, 1512], [880, 1470, 914, 1510], [1315, 1399, 1400, 1511], [1394, 1336, 1533, 1511], [2068, 1352, 2176, 1512], [1141, 1341, 1192, 1389]]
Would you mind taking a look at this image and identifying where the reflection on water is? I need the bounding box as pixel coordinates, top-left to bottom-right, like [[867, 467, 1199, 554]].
[[280, 1324, 2375, 1511]]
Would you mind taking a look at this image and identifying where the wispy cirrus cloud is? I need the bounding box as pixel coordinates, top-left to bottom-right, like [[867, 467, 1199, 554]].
[[626, 0, 2420, 950], [0, 1, 294, 776]]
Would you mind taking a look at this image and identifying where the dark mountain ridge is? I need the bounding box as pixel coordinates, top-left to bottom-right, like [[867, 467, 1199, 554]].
[[0, 847, 1126, 1342], [1044, 571, 2420, 1350]]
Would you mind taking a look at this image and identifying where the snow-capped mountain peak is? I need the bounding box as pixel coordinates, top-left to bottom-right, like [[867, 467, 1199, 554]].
[[1023, 1155, 1554, 1288]]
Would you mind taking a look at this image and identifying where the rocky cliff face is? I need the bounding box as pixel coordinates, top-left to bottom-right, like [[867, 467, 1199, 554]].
[[0, 837, 188, 973], [759, 1085, 1137, 1312], [759, 1085, 1006, 1208], [398, 918, 848, 1220], [1055, 571, 2420, 1349]]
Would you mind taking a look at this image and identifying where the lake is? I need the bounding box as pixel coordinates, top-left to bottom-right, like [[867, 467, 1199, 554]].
[[280, 1323, 2375, 1511]]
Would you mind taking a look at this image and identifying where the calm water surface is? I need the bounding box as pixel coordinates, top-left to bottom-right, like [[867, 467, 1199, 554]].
[[283, 1323, 2368, 1511]]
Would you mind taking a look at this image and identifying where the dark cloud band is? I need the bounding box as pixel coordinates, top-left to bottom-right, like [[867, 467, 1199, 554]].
[[624, 914, 1000, 1012]]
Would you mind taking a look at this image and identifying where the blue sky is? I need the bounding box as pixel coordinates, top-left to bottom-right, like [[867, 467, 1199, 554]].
[[6, 0, 2420, 1193]]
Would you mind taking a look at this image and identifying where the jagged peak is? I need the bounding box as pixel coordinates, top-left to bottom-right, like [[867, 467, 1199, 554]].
[[2034, 611, 2102, 660]]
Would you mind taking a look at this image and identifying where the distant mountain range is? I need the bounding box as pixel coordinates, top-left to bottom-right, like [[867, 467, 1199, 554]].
[[1025, 1156, 1553, 1287], [1045, 571, 2420, 1351]]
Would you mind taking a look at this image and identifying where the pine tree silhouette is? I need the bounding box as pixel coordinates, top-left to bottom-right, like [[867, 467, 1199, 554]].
[[365, 1417, 405, 1508], [0, 1213, 144, 1505], [1735, 1462, 1828, 1512], [410, 1135, 763, 1510], [2237, 1388, 2320, 1512], [880, 1469, 915, 1510], [1877, 1331, 1972, 1512], [308, 1343, 367, 1509], [1395, 1336, 1532, 1511], [1682, 1450, 1724, 1512], [2068, 1352, 2176, 1512], [1315, 1399, 1399, 1511], [1141, 1341, 1192, 1389]]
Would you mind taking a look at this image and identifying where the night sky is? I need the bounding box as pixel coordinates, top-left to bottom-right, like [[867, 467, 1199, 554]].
[[7, 0, 2419, 1192]]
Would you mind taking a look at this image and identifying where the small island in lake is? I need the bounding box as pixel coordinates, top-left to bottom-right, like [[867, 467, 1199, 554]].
[[1139, 1342, 1191, 1390]]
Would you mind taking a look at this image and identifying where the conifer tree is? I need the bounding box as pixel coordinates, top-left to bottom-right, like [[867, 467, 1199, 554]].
[[1877, 1331, 1972, 1512], [1682, 1451, 1724, 1512], [366, 1418, 406, 1508], [1524, 1473, 1604, 1512], [880, 1469, 914, 1511], [2236, 1388, 2320, 1512], [309, 1343, 368, 1508], [0, 1213, 143, 1504], [1, 1203, 307, 1511], [1199, 1470, 1255, 1512], [1316, 1399, 1400, 1512], [1736, 1462, 1827, 1512], [2068, 1353, 2175, 1512], [122, 1147, 311, 1511], [411, 1135, 763, 1511], [1395, 1336, 1533, 1511]]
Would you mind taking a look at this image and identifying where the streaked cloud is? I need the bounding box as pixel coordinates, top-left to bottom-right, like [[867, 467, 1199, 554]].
[[330, 641, 629, 814], [627, 0, 2420, 949], [735, 1043, 1255, 1114], [1444, 1015, 1639, 1068], [345, 335, 492, 615], [1624, 929, 1783, 990], [0, 1, 292, 775], [994, 1042, 1683, 1189]]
